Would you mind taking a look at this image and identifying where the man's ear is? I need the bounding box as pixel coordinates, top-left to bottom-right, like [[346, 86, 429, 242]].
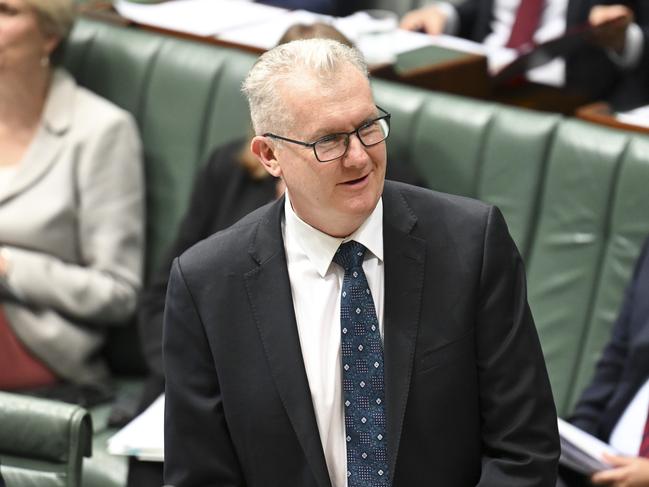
[[251, 136, 282, 178]]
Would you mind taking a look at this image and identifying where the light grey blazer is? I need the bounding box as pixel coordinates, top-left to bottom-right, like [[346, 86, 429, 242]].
[[0, 69, 145, 384]]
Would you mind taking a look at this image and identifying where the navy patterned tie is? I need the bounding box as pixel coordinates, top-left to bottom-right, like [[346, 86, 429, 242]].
[[333, 241, 389, 487]]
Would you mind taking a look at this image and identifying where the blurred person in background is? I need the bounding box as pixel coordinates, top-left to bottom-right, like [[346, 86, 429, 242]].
[[558, 236, 649, 487], [401, 0, 649, 110], [0, 0, 145, 403]]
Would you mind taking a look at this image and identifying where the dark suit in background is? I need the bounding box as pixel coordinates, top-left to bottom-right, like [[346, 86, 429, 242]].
[[555, 237, 649, 485], [570, 236, 649, 443], [164, 181, 559, 486], [454, 0, 649, 109]]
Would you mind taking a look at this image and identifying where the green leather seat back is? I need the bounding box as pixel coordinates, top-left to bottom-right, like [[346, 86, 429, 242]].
[[525, 120, 632, 414], [566, 134, 649, 411], [411, 94, 495, 197], [139, 40, 254, 274], [72, 22, 163, 119], [476, 108, 559, 258], [202, 54, 255, 161]]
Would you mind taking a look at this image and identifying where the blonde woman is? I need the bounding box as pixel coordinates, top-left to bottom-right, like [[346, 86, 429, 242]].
[[0, 0, 144, 393]]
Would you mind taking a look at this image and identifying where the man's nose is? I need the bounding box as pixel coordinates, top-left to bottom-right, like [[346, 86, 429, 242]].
[[342, 134, 370, 167]]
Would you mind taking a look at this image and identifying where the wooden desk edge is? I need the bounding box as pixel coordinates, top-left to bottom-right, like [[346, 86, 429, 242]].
[[577, 102, 649, 135]]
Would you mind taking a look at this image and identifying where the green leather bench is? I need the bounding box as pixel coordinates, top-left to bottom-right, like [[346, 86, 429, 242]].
[[2, 15, 649, 487], [0, 392, 91, 487]]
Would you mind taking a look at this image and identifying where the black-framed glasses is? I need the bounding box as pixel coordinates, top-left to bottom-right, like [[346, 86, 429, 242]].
[[264, 106, 391, 163]]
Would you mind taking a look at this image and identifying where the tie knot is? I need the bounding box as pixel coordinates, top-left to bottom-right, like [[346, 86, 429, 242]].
[[333, 241, 366, 271]]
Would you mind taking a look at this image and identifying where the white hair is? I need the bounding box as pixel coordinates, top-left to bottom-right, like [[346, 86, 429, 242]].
[[241, 38, 369, 135]]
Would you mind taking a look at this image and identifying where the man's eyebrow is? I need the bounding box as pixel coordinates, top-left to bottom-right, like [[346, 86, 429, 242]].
[[308, 110, 381, 141]]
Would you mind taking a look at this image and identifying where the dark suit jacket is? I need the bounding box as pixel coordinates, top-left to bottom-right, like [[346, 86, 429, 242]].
[[163, 181, 559, 486], [455, 0, 649, 109], [570, 237, 649, 442]]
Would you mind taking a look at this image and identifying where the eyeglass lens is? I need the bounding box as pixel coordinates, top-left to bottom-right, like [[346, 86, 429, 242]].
[[315, 118, 390, 162]]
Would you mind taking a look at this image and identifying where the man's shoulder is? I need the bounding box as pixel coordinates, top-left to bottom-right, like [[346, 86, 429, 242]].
[[383, 180, 497, 251], [384, 180, 491, 220], [177, 200, 277, 273]]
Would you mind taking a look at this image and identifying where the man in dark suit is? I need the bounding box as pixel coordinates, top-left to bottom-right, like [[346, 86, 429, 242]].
[[401, 0, 649, 110], [163, 38, 559, 487], [560, 237, 649, 486]]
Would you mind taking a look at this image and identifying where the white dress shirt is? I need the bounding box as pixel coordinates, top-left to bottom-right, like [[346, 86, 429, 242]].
[[609, 377, 649, 455], [282, 191, 384, 487]]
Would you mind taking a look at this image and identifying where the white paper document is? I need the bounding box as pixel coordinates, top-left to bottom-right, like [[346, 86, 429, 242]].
[[616, 104, 649, 129], [558, 418, 617, 475], [218, 10, 332, 50], [107, 394, 165, 462], [219, 10, 438, 64], [114, 0, 287, 37]]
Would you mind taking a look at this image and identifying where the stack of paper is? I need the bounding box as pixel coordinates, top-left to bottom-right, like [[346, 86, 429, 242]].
[[114, 0, 288, 36], [218, 9, 332, 49], [617, 104, 649, 129], [558, 418, 616, 475], [107, 394, 165, 462]]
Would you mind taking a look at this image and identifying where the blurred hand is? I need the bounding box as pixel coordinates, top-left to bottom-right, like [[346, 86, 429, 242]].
[[589, 4, 633, 53], [591, 453, 649, 486], [400, 6, 447, 35]]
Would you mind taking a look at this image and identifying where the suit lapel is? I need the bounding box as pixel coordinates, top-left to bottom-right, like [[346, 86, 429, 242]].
[[0, 128, 64, 205], [381, 184, 426, 480], [244, 198, 332, 487], [0, 69, 72, 205]]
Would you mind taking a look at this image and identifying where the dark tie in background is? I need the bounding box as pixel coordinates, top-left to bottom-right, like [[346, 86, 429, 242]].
[[507, 0, 545, 49], [640, 406, 649, 457], [333, 241, 389, 487]]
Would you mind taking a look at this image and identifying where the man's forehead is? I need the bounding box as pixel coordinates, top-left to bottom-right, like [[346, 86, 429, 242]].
[[279, 68, 373, 111], [284, 92, 375, 137], [280, 62, 369, 95]]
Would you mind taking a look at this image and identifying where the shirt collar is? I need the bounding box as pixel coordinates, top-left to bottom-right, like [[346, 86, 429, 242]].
[[284, 191, 384, 278]]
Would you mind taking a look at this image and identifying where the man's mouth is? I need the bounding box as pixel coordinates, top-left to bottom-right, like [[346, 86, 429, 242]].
[[341, 174, 369, 186]]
